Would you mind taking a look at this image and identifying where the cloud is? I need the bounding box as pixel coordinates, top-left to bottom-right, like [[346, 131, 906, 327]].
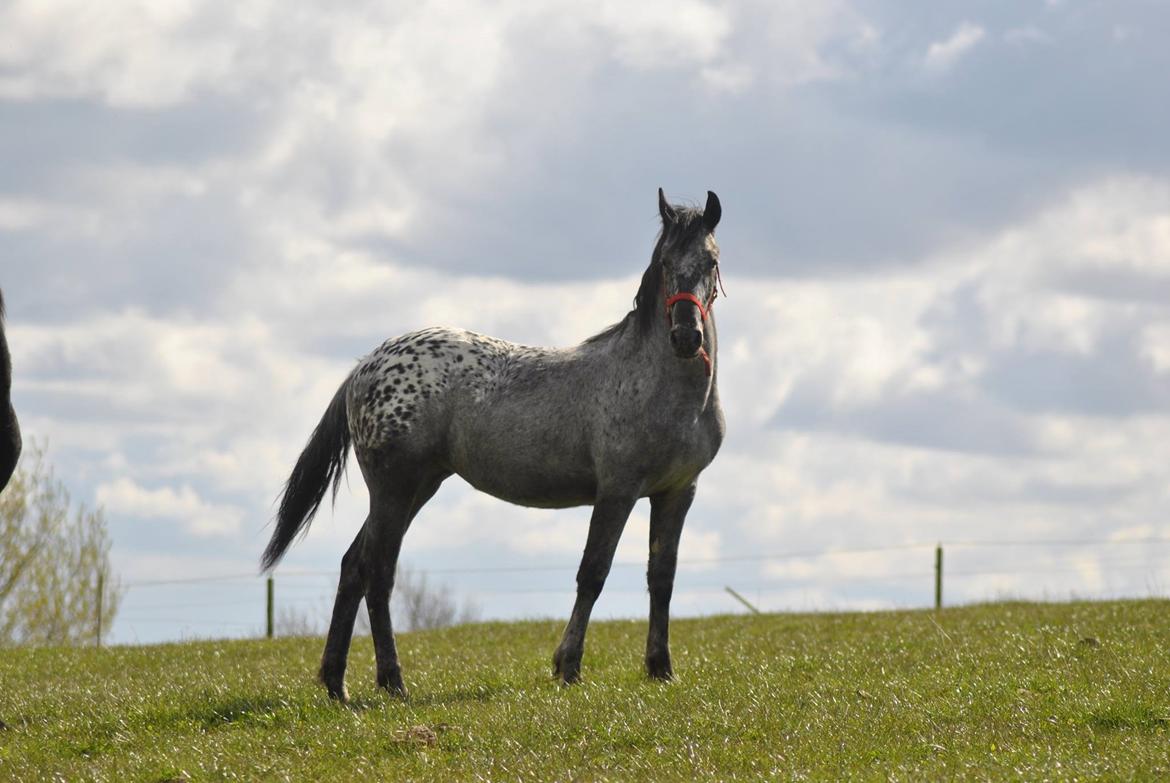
[[0, 0, 238, 106], [593, 0, 731, 69], [0, 198, 65, 231], [774, 381, 1038, 455], [766, 173, 1170, 436], [3, 1, 1170, 641], [981, 334, 1170, 417], [923, 21, 985, 72], [96, 477, 244, 537], [1, 0, 902, 295], [15, 169, 1169, 636]]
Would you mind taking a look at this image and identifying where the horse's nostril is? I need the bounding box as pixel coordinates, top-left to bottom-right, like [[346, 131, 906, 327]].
[[670, 327, 702, 355]]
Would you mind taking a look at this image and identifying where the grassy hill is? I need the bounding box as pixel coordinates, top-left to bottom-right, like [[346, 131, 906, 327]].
[[1, 600, 1168, 781]]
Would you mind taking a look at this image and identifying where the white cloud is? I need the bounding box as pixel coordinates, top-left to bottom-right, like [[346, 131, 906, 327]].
[[923, 21, 985, 72], [757, 0, 878, 84], [701, 63, 755, 93], [96, 477, 244, 537], [16, 174, 1170, 615], [5, 1, 1170, 641], [594, 0, 731, 69], [0, 199, 54, 231], [0, 0, 239, 106]]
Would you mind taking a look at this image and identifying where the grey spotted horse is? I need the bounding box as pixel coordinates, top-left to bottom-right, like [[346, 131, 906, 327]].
[[0, 289, 20, 493], [262, 189, 726, 700]]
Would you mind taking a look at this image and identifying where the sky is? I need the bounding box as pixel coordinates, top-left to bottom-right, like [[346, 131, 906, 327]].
[[2, 0, 1169, 644]]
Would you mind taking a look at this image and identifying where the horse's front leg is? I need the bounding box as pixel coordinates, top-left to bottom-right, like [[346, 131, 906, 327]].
[[553, 493, 638, 684], [645, 484, 696, 680]]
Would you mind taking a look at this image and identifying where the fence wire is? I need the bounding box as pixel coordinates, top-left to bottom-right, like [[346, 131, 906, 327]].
[[112, 535, 1170, 641]]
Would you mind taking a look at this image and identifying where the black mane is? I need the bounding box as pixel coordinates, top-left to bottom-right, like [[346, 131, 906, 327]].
[[585, 206, 708, 344]]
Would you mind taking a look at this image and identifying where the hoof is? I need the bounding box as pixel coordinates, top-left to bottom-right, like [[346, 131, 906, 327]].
[[552, 646, 582, 685], [377, 666, 408, 698], [322, 679, 349, 703], [645, 650, 673, 681], [318, 664, 349, 703]]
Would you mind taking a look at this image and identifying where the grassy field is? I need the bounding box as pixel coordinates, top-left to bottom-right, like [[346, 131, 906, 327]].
[[1, 600, 1168, 781]]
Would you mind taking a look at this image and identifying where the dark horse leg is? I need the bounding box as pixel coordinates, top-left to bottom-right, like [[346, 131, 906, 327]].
[[645, 484, 696, 680], [553, 494, 638, 684], [363, 470, 446, 697], [0, 403, 18, 492], [0, 290, 20, 493], [319, 528, 367, 701], [318, 464, 446, 701]]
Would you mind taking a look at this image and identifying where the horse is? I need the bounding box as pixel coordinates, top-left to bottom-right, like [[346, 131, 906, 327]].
[[261, 189, 725, 700], [0, 289, 20, 493]]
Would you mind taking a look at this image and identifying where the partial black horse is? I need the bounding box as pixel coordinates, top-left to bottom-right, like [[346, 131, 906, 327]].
[[0, 290, 20, 492], [263, 189, 725, 700]]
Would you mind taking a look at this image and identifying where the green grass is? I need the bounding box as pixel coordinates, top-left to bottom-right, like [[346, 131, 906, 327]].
[[1, 600, 1169, 781]]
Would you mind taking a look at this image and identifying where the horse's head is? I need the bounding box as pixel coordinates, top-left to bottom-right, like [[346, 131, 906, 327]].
[[656, 188, 722, 362]]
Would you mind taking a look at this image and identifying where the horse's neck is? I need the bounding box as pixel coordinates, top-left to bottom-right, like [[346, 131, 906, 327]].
[[613, 312, 719, 396]]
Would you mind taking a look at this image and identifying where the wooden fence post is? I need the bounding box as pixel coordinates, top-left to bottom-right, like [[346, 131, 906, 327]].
[[725, 586, 761, 615], [934, 544, 943, 610], [266, 575, 274, 639], [96, 570, 104, 648]]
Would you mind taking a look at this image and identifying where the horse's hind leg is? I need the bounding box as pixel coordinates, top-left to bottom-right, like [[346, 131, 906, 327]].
[[363, 467, 448, 696], [319, 527, 368, 701], [645, 484, 696, 681], [553, 493, 638, 684]]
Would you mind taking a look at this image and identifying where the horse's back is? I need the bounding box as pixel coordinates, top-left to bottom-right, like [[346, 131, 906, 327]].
[[346, 326, 603, 504], [346, 326, 564, 443]]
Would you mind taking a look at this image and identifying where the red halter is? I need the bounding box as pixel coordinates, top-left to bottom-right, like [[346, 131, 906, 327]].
[[664, 291, 710, 323], [663, 264, 724, 376]]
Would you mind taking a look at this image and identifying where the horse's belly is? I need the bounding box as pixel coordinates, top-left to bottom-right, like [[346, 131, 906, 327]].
[[443, 377, 601, 505], [456, 457, 597, 509]]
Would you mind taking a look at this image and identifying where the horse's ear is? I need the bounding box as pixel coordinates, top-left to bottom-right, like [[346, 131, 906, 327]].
[[658, 187, 677, 225], [703, 191, 721, 232]]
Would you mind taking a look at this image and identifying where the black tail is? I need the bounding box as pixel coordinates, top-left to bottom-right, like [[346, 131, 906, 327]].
[[261, 378, 352, 571]]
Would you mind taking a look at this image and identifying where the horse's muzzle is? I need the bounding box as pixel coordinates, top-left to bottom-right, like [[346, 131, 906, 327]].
[[669, 325, 703, 359]]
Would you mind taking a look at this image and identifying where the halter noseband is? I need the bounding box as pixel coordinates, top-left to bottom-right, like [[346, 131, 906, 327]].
[[662, 264, 724, 377], [664, 291, 710, 323]]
